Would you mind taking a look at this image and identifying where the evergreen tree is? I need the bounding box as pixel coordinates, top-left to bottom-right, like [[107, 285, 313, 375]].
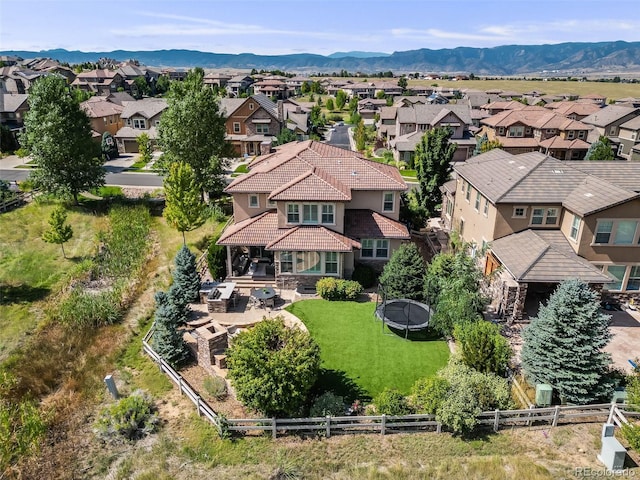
[[453, 320, 511, 376], [163, 161, 207, 244], [335, 90, 347, 110], [172, 245, 201, 305], [42, 206, 73, 258], [473, 133, 488, 156], [101, 132, 119, 160], [378, 243, 426, 301], [22, 76, 104, 203], [152, 290, 190, 367], [521, 279, 614, 404], [414, 127, 457, 216]]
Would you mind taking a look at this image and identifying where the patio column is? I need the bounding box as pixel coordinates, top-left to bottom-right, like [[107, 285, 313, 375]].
[[226, 246, 233, 279], [512, 282, 528, 321]]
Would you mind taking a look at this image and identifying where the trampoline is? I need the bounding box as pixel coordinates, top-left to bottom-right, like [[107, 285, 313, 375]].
[[375, 299, 433, 335]]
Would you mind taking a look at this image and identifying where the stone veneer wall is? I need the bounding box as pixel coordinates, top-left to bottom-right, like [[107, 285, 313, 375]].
[[194, 321, 228, 370]]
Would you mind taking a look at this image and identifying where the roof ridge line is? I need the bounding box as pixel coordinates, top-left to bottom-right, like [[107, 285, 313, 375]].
[[515, 231, 550, 281], [494, 154, 550, 203]]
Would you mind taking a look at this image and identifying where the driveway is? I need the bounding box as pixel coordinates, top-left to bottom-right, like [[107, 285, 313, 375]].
[[605, 309, 640, 372], [325, 124, 351, 150]]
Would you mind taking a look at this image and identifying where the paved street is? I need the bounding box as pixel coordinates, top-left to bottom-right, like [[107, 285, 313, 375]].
[[325, 124, 351, 150]]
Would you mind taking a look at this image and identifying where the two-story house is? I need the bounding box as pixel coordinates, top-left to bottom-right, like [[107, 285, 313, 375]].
[[0, 93, 28, 131], [614, 116, 640, 160], [80, 96, 124, 138], [71, 69, 125, 95], [443, 149, 640, 321], [581, 105, 640, 144], [216, 140, 410, 286], [252, 79, 291, 100], [227, 75, 254, 97], [544, 101, 601, 121], [114, 98, 167, 153], [388, 104, 475, 165]]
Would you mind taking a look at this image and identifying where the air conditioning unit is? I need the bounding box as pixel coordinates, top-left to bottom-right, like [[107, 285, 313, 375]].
[[535, 384, 552, 407]]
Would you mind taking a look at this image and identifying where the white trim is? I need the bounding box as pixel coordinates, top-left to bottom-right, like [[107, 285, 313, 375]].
[[529, 206, 559, 226], [512, 206, 527, 218], [248, 194, 260, 208], [360, 239, 390, 259], [233, 122, 241, 133], [382, 192, 395, 213], [592, 219, 640, 246], [569, 214, 581, 242]]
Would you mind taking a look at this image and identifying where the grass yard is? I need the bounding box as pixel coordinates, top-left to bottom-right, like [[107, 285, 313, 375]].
[[286, 299, 450, 399]]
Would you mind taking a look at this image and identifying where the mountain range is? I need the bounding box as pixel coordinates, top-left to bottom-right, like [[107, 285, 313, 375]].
[[3, 41, 640, 75]]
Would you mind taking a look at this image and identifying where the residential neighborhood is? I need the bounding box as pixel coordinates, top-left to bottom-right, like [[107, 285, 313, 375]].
[[3, 6, 640, 478]]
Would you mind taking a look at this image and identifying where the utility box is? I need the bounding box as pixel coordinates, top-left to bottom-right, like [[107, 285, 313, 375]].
[[535, 384, 552, 407], [598, 423, 627, 472], [611, 389, 627, 404]]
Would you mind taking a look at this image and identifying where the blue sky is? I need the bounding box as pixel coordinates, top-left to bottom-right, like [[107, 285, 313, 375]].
[[2, 0, 639, 55]]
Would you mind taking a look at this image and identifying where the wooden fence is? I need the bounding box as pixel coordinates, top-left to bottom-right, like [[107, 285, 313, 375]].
[[142, 325, 640, 439], [0, 191, 32, 212]]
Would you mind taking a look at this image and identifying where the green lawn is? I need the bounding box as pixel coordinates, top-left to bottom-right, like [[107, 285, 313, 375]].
[[286, 299, 450, 400]]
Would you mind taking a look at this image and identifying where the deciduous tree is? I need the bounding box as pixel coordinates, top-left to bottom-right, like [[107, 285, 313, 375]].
[[22, 76, 104, 203], [42, 206, 73, 258], [335, 90, 347, 110], [163, 161, 207, 244], [521, 279, 614, 404]]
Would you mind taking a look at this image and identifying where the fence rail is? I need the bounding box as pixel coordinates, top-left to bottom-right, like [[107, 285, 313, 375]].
[[0, 191, 32, 212], [141, 325, 639, 439]]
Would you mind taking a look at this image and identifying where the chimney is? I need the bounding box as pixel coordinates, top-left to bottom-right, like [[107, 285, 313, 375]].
[[277, 100, 284, 121], [260, 139, 273, 156]]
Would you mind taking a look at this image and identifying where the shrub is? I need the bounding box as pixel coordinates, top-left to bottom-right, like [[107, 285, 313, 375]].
[[56, 287, 122, 327], [209, 204, 227, 222], [316, 278, 363, 301], [310, 391, 346, 417], [411, 376, 450, 414], [351, 263, 377, 289], [203, 376, 228, 401], [94, 390, 159, 443], [453, 321, 512, 376], [622, 423, 640, 451], [327, 113, 344, 122], [207, 236, 227, 280], [375, 388, 412, 415]]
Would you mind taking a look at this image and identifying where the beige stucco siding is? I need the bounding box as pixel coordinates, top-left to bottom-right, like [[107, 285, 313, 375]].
[[349, 191, 400, 220], [232, 193, 271, 222]]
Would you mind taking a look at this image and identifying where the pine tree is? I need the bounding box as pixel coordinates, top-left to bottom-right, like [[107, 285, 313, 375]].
[[521, 279, 614, 404], [152, 290, 190, 367], [171, 245, 201, 305], [42, 206, 73, 258], [378, 243, 426, 301]]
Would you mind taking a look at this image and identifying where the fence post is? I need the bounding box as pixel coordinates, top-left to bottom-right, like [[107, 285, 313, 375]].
[[178, 377, 183, 395], [436, 422, 441, 434], [527, 404, 534, 426], [272, 417, 277, 439], [607, 403, 615, 425], [381, 414, 386, 435], [552, 405, 560, 427], [196, 397, 201, 417], [326, 415, 331, 438], [493, 409, 500, 432]]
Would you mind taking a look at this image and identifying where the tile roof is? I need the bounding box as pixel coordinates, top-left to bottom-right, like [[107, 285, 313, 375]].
[[266, 226, 359, 252], [269, 168, 351, 201], [217, 212, 280, 246], [344, 209, 410, 240], [581, 105, 639, 127], [397, 104, 472, 126], [120, 98, 167, 119], [80, 97, 124, 118], [563, 162, 640, 193], [545, 101, 601, 117], [0, 93, 28, 113], [114, 126, 159, 140], [620, 116, 640, 131], [226, 140, 407, 195], [219, 98, 246, 116], [537, 137, 590, 150], [490, 230, 612, 283]]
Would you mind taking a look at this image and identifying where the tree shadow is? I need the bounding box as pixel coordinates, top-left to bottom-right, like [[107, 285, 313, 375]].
[[311, 368, 371, 403], [0, 284, 51, 304], [385, 325, 444, 342]]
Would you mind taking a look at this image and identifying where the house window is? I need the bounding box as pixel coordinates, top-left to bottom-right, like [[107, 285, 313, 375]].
[[632, 132, 638, 141], [513, 206, 527, 218], [249, 102, 254, 110], [461, 180, 466, 194], [465, 184, 471, 202], [595, 220, 613, 244], [296, 251, 321, 274], [545, 129, 556, 135], [287, 204, 300, 223], [483, 198, 489, 216], [321, 204, 334, 224], [103, 117, 108, 124], [361, 239, 389, 259], [446, 197, 454, 217], [383, 192, 394, 212], [256, 124, 270, 134], [233, 122, 241, 133], [605, 265, 626, 291], [567, 131, 575, 140], [617, 144, 624, 156], [508, 126, 524, 137], [609, 126, 617, 136], [570, 215, 581, 241], [248, 194, 259, 208], [530, 207, 558, 225], [126, 119, 131, 126], [627, 266, 640, 291], [267, 198, 276, 207], [614, 221, 638, 245], [459, 218, 465, 236], [578, 131, 586, 139], [474, 191, 481, 211], [303, 204, 318, 224], [497, 127, 505, 135], [132, 118, 146, 129], [280, 251, 293, 273], [325, 252, 338, 274]]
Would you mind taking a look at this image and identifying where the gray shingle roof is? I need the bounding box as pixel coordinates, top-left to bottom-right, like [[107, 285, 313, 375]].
[[397, 104, 472, 126], [581, 105, 639, 127], [490, 230, 612, 283], [251, 94, 278, 119], [219, 98, 245, 116], [0, 93, 28, 113], [120, 98, 167, 119]]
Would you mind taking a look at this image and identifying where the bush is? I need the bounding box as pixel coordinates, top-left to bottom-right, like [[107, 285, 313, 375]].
[[56, 287, 123, 327], [327, 113, 344, 122], [316, 277, 363, 301], [453, 321, 512, 376], [207, 236, 227, 280], [622, 423, 640, 451], [310, 391, 346, 417], [203, 376, 228, 401], [351, 263, 377, 289], [94, 390, 159, 443], [375, 388, 412, 415], [411, 376, 450, 414]]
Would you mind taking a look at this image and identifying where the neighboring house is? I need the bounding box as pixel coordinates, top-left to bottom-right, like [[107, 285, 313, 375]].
[[480, 107, 591, 159], [103, 91, 136, 106], [617, 116, 640, 160], [220, 94, 282, 157], [388, 104, 475, 164], [357, 98, 387, 121], [0, 55, 21, 66], [581, 105, 640, 143], [114, 98, 167, 152], [445, 149, 640, 320], [544, 101, 601, 120], [204, 72, 232, 89], [117, 63, 160, 94], [377, 106, 397, 143], [71, 69, 125, 95], [280, 99, 310, 139], [0, 66, 47, 94], [579, 93, 607, 106], [252, 79, 291, 100], [227, 75, 254, 97], [0, 93, 28, 128], [217, 140, 410, 285], [80, 96, 124, 138]]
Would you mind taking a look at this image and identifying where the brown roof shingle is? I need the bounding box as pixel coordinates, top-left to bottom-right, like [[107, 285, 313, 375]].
[[344, 209, 410, 240], [266, 226, 359, 252]]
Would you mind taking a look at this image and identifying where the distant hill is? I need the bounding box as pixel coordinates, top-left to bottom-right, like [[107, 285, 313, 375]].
[[327, 51, 390, 59], [3, 42, 640, 74]]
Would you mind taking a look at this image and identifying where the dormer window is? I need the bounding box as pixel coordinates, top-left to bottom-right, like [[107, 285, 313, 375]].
[[248, 194, 259, 208]]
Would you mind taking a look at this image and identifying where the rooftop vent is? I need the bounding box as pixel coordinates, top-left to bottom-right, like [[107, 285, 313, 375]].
[[351, 170, 358, 176], [584, 193, 594, 197], [508, 160, 516, 164], [552, 169, 564, 174], [518, 166, 526, 169]]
